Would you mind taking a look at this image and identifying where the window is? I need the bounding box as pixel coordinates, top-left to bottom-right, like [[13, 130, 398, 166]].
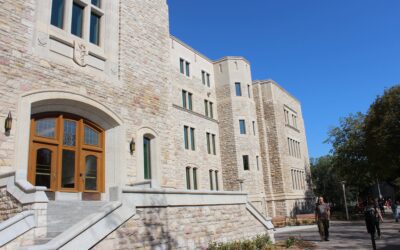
[[190, 127, 195, 150], [243, 155, 249, 170], [209, 170, 214, 190], [179, 59, 190, 76], [180, 59, 185, 74], [193, 168, 198, 190], [201, 71, 206, 85], [256, 156, 259, 170], [182, 90, 187, 109], [51, 0, 64, 28], [186, 167, 191, 189], [182, 90, 193, 110], [215, 171, 219, 191], [284, 109, 290, 125], [235, 82, 242, 96], [239, 120, 246, 134], [207, 73, 210, 87], [143, 137, 151, 180], [188, 93, 193, 110], [252, 121, 256, 135], [287, 137, 301, 158], [185, 61, 190, 77], [292, 115, 298, 128], [91, 0, 100, 8], [90, 12, 101, 45], [204, 100, 209, 117], [212, 134, 216, 155], [184, 126, 189, 149], [71, 2, 84, 37], [248, 84, 251, 98], [209, 102, 213, 119], [206, 132, 211, 154]]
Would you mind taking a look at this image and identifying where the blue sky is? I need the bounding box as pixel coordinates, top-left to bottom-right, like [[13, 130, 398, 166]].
[[167, 0, 400, 158]]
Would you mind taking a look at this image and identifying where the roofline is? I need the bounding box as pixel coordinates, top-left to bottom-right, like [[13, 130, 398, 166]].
[[253, 79, 301, 103], [213, 56, 251, 65], [170, 35, 214, 63]]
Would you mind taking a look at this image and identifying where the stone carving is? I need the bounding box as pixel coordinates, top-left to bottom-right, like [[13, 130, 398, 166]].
[[37, 33, 48, 47], [73, 41, 89, 67]]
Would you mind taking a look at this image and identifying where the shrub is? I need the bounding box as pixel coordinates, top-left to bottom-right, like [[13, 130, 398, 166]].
[[285, 237, 296, 248], [208, 234, 271, 250]]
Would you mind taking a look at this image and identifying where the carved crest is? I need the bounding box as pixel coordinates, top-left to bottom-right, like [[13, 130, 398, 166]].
[[73, 41, 88, 67]]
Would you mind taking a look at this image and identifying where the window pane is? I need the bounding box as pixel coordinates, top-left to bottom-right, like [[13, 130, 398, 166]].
[[206, 133, 211, 154], [193, 168, 197, 190], [204, 100, 208, 116], [215, 171, 219, 191], [91, 0, 100, 7], [235, 82, 241, 96], [71, 3, 84, 37], [180, 59, 184, 74], [239, 120, 246, 134], [248, 84, 251, 98], [186, 167, 191, 189], [185, 62, 190, 77], [84, 125, 99, 146], [184, 126, 189, 149], [63, 120, 77, 146], [61, 150, 75, 188], [85, 155, 97, 190], [90, 12, 100, 45], [256, 156, 259, 170], [188, 93, 193, 110], [243, 155, 249, 170], [182, 90, 187, 108], [35, 148, 52, 188], [212, 134, 216, 155], [201, 71, 205, 85], [35, 118, 56, 138], [51, 0, 64, 28], [190, 127, 195, 150], [209, 102, 213, 119], [252, 121, 256, 135], [207, 74, 210, 87], [209, 170, 213, 190], [144, 137, 151, 179]]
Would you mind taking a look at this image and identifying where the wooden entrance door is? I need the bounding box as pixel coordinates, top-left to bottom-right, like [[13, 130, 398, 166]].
[[28, 113, 104, 193]]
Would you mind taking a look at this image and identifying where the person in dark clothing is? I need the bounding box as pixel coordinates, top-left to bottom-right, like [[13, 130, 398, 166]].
[[315, 196, 330, 241], [365, 197, 384, 243]]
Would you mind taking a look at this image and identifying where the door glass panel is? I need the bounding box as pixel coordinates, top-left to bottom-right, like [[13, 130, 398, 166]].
[[85, 155, 97, 190], [61, 150, 75, 188], [63, 120, 77, 146], [84, 125, 99, 146], [143, 137, 151, 179], [35, 148, 52, 188], [35, 118, 56, 138]]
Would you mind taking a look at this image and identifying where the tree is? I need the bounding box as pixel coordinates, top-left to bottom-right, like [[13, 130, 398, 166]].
[[365, 85, 400, 181], [326, 112, 374, 194]]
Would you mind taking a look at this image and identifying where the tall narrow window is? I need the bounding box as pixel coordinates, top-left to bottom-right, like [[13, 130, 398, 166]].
[[182, 90, 187, 109], [209, 170, 214, 190], [91, 0, 100, 8], [239, 120, 246, 134], [243, 155, 249, 170], [51, 0, 64, 28], [71, 2, 84, 37], [180, 59, 184, 74], [212, 134, 216, 155], [193, 168, 198, 190], [190, 128, 195, 150], [209, 102, 214, 118], [184, 126, 189, 149], [206, 133, 211, 154], [186, 167, 191, 189], [188, 93, 193, 110], [90, 12, 101, 45], [252, 121, 256, 135], [201, 71, 206, 85], [143, 137, 151, 180], [185, 61, 190, 77], [248, 84, 251, 98], [256, 156, 259, 170], [235, 82, 242, 96], [207, 73, 210, 87], [204, 100, 209, 117], [215, 171, 219, 191]]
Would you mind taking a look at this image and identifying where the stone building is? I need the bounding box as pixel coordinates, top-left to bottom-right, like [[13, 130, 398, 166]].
[[0, 0, 312, 248]]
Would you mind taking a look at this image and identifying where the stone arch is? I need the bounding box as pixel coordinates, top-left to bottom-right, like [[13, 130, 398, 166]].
[[15, 90, 126, 199]]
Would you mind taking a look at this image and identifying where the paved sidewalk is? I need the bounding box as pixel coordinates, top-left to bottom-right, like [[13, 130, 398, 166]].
[[274, 220, 400, 249]]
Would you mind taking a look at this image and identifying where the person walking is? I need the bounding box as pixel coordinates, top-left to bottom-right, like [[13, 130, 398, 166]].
[[365, 197, 384, 250], [315, 196, 330, 241], [391, 199, 398, 222]]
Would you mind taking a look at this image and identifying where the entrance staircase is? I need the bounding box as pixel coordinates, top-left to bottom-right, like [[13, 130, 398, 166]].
[[34, 201, 108, 245]]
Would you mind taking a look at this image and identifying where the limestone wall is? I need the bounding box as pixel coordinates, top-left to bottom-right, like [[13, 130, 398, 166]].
[[0, 187, 23, 222], [94, 204, 269, 249]]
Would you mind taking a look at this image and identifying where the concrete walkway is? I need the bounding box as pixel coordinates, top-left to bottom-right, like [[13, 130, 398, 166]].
[[274, 220, 400, 250]]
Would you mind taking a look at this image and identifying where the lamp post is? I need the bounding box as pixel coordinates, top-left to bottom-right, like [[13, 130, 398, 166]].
[[341, 181, 349, 221]]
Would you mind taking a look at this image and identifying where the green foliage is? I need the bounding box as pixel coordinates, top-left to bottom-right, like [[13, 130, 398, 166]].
[[285, 237, 296, 248], [365, 85, 400, 180], [208, 234, 271, 250]]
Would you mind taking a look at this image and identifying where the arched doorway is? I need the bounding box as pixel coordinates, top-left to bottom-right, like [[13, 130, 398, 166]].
[[28, 113, 105, 193]]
